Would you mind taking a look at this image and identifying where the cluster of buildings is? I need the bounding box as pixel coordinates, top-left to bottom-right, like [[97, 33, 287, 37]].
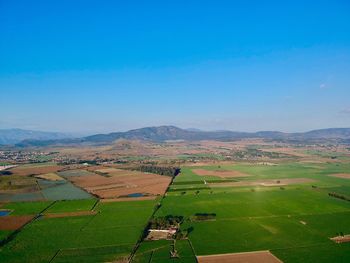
[[0, 151, 53, 163]]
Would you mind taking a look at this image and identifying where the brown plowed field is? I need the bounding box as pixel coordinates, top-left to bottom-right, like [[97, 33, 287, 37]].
[[193, 169, 251, 178], [67, 169, 171, 199], [0, 215, 34, 230], [197, 251, 283, 263]]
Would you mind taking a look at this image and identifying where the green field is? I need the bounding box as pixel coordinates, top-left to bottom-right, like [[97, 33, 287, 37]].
[[133, 162, 350, 262], [2, 201, 53, 215], [44, 199, 98, 214], [133, 239, 196, 263], [2, 161, 350, 262], [0, 199, 158, 262]]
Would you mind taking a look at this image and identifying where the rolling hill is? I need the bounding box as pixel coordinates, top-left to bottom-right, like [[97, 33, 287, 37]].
[[9, 126, 350, 147]]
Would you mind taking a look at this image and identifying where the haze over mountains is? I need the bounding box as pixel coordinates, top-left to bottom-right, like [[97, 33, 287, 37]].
[[0, 129, 71, 145], [1, 126, 350, 147]]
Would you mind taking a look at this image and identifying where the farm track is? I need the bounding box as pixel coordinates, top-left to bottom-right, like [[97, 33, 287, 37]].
[[127, 173, 178, 263]]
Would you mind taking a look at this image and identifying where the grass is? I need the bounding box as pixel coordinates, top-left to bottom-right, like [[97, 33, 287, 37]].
[[0, 230, 12, 242], [44, 199, 98, 214], [0, 199, 158, 263], [53, 244, 132, 263], [133, 240, 196, 263], [158, 189, 350, 219], [3, 161, 350, 262], [139, 162, 350, 262], [272, 242, 350, 262], [1, 201, 52, 215]]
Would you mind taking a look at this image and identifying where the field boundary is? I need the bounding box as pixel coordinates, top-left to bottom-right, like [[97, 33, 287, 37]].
[[0, 201, 56, 247], [128, 170, 179, 262], [48, 248, 61, 263]]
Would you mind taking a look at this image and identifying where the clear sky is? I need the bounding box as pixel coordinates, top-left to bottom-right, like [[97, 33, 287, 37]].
[[1, 0, 349, 134]]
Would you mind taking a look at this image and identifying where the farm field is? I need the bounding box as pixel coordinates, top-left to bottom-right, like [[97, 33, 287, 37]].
[[1, 151, 350, 262], [0, 164, 94, 202], [133, 162, 350, 262], [133, 239, 197, 263], [0, 199, 158, 262], [2, 1, 350, 261], [0, 163, 173, 262], [62, 168, 171, 199]]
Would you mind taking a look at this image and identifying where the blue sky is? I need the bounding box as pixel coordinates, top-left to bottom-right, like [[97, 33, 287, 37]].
[[0, 0, 349, 134]]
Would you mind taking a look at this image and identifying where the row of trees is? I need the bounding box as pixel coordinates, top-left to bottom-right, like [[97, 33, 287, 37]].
[[329, 192, 350, 202], [191, 213, 216, 221], [129, 165, 181, 177], [148, 215, 184, 230]]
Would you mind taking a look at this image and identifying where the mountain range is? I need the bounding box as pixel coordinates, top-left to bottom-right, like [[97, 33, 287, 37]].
[[2, 126, 350, 147], [0, 129, 72, 145]]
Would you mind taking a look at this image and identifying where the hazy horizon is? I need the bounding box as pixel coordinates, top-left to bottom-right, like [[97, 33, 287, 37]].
[[1, 1, 349, 133], [1, 125, 350, 137]]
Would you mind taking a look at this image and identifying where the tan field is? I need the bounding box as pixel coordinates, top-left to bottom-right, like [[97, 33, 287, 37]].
[[67, 169, 171, 199], [35, 173, 64, 181], [0, 215, 34, 230], [10, 165, 62, 176], [197, 251, 283, 263]]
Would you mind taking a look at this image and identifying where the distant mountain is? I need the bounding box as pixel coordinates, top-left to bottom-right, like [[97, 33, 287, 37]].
[[296, 128, 350, 139], [11, 126, 350, 147], [83, 126, 252, 143], [0, 129, 72, 145], [185, 128, 203, 132]]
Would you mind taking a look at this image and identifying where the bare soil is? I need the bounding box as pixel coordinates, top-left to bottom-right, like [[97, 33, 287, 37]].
[[67, 170, 171, 199], [0, 215, 34, 230], [197, 251, 283, 263]]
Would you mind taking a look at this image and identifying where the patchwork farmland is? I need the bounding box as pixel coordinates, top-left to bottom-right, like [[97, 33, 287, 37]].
[[1, 148, 350, 262], [134, 162, 350, 262]]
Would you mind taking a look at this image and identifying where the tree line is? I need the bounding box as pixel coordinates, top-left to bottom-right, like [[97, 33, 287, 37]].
[[126, 165, 181, 177]]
